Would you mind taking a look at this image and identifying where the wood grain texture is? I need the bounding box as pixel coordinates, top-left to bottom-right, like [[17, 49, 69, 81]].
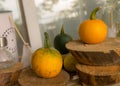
[[66, 38, 120, 65], [66, 38, 120, 52], [18, 68, 70, 86], [76, 63, 120, 86], [70, 50, 120, 66], [0, 62, 23, 86], [66, 38, 120, 85]]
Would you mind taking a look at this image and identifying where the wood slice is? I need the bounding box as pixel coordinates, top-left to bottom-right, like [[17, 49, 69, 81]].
[[0, 62, 23, 86], [66, 38, 120, 52], [18, 68, 70, 86], [81, 82, 120, 86], [66, 38, 120, 65], [76, 63, 120, 86]]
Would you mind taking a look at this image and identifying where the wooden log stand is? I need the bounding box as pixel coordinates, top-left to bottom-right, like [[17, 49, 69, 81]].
[[0, 62, 23, 86], [66, 38, 120, 86], [18, 68, 70, 86]]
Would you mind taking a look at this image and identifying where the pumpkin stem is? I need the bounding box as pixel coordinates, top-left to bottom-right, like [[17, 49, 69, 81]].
[[44, 32, 51, 48], [60, 25, 64, 35], [90, 7, 101, 20]]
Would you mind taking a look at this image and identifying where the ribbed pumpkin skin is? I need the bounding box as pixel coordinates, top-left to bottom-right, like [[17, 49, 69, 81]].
[[31, 48, 63, 78]]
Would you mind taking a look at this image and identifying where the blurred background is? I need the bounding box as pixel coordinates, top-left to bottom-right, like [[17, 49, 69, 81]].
[[0, 0, 120, 55], [34, 0, 120, 44]]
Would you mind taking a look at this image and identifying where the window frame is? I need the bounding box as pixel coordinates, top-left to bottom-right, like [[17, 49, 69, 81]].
[[19, 0, 43, 52]]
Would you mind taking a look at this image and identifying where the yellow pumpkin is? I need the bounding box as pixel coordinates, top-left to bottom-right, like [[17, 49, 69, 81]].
[[31, 32, 63, 78], [78, 7, 108, 44], [63, 53, 78, 72]]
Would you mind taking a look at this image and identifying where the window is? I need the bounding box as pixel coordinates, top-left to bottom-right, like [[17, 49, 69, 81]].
[[33, 0, 120, 42], [33, 0, 98, 44], [19, 0, 42, 52]]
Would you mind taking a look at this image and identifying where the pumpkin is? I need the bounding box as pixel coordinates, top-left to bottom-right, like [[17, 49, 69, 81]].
[[63, 53, 78, 72], [54, 25, 72, 54], [31, 32, 63, 78], [78, 7, 108, 44]]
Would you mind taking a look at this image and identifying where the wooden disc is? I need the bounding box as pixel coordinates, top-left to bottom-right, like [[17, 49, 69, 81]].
[[66, 38, 120, 52], [66, 38, 120, 66], [0, 62, 23, 74], [76, 63, 120, 86], [18, 68, 70, 86], [0, 62, 23, 86]]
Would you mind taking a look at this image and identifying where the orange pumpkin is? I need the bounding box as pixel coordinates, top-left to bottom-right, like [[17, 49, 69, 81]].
[[31, 32, 63, 78], [78, 7, 108, 44]]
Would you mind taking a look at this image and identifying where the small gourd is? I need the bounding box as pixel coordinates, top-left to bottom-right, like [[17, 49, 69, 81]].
[[64, 53, 78, 72], [78, 7, 108, 44], [31, 32, 63, 78], [54, 25, 72, 54]]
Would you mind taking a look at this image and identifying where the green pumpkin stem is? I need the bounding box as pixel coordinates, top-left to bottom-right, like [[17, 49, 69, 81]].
[[60, 25, 64, 35], [44, 32, 51, 48], [90, 7, 101, 20]]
